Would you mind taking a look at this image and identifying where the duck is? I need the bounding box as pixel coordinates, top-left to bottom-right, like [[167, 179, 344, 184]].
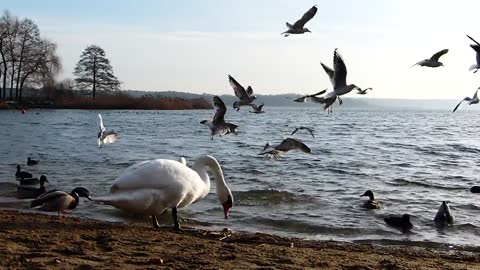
[[17, 175, 49, 199], [434, 201, 455, 226], [360, 190, 381, 209], [27, 157, 38, 166], [384, 214, 413, 232], [471, 186, 480, 193], [94, 155, 233, 231], [15, 165, 32, 179], [30, 187, 92, 217]]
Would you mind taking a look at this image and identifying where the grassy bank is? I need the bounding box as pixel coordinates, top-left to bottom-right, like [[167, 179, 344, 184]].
[[0, 93, 213, 110], [0, 210, 478, 270]]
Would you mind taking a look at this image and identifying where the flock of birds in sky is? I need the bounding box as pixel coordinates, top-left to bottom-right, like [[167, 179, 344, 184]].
[[10, 5, 480, 234]]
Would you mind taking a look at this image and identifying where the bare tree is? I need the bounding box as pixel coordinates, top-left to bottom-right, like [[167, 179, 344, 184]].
[[73, 45, 120, 100]]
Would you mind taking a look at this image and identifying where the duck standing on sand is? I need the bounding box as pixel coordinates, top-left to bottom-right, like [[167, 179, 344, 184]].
[[434, 201, 454, 226], [15, 165, 32, 179], [384, 214, 413, 232], [27, 157, 38, 165], [30, 187, 92, 217], [360, 190, 381, 209]]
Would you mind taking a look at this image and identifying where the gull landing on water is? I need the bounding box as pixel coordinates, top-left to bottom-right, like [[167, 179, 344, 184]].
[[97, 114, 118, 147], [200, 96, 238, 140], [282, 6, 317, 37], [249, 103, 265, 114], [452, 88, 480, 113], [410, 49, 449, 68], [466, 34, 480, 73], [260, 138, 311, 159], [229, 75, 256, 111]]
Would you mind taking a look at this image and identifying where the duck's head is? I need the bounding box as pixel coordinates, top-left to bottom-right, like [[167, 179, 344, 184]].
[[39, 175, 49, 185], [16, 164, 20, 171], [72, 187, 92, 201], [360, 190, 375, 200]]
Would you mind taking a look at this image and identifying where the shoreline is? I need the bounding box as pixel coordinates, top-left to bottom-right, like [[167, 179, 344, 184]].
[[1, 210, 478, 269]]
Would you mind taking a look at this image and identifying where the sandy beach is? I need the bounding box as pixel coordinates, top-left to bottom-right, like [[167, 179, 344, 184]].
[[0, 210, 478, 270]]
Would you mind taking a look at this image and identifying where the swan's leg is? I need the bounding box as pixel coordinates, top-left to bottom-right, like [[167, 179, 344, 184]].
[[172, 207, 181, 231], [152, 215, 160, 228]]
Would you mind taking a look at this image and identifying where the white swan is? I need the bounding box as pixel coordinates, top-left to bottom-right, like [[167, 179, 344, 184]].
[[97, 114, 118, 147], [95, 155, 233, 230]]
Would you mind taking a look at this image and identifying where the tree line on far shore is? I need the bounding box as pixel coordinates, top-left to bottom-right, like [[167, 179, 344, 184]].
[[0, 10, 211, 110]]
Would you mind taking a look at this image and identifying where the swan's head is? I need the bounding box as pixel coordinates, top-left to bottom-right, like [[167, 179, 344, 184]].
[[221, 191, 233, 219]]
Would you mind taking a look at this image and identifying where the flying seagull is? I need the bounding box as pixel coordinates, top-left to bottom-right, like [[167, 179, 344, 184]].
[[410, 49, 449, 68], [466, 34, 480, 73], [249, 103, 265, 114], [293, 89, 327, 103], [98, 114, 118, 147], [316, 49, 360, 112], [200, 96, 238, 140], [452, 88, 480, 113], [229, 75, 256, 111], [259, 138, 311, 159], [291, 127, 315, 138], [357, 87, 372, 95], [282, 6, 317, 37]]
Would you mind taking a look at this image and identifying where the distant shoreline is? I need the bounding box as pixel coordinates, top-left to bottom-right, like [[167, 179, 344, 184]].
[[0, 210, 478, 269]]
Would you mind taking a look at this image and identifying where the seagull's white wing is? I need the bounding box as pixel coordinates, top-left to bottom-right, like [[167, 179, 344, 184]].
[[98, 114, 106, 132]]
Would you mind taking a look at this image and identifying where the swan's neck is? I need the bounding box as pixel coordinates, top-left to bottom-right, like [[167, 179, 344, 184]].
[[192, 156, 229, 200]]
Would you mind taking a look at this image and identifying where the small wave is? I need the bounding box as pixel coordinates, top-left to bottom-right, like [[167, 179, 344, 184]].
[[234, 189, 316, 206], [387, 178, 467, 191]]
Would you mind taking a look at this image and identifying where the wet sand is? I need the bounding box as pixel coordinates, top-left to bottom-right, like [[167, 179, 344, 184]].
[[0, 210, 479, 270]]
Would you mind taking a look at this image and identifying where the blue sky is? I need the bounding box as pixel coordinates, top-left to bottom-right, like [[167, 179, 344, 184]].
[[3, 0, 480, 99]]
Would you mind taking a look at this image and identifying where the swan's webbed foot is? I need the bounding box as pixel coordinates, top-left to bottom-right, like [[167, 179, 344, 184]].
[[152, 215, 160, 228]]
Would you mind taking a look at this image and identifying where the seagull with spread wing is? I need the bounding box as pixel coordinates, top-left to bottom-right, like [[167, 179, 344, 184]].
[[293, 89, 327, 103], [315, 49, 359, 113], [452, 88, 480, 113], [282, 6, 317, 37], [260, 138, 311, 159], [466, 34, 480, 73], [291, 127, 315, 138], [249, 103, 265, 114], [357, 87, 372, 95], [228, 75, 256, 111], [200, 96, 238, 140], [410, 49, 449, 68], [97, 114, 118, 147]]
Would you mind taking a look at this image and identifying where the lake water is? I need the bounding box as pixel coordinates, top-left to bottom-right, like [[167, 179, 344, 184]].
[[0, 107, 479, 249]]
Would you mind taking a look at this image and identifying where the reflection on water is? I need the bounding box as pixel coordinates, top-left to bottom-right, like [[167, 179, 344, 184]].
[[0, 107, 479, 248]]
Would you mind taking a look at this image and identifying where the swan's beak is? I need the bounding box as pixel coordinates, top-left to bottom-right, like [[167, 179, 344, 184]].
[[223, 202, 232, 219]]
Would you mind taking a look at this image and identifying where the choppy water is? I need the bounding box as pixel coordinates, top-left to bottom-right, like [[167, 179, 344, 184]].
[[0, 107, 479, 248]]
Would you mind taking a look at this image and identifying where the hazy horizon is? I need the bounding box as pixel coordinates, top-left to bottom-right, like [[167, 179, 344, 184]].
[[4, 0, 480, 99]]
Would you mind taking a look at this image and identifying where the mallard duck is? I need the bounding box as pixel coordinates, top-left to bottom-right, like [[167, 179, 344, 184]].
[[360, 190, 381, 209], [15, 165, 32, 179], [384, 214, 413, 232], [17, 175, 49, 199], [27, 157, 38, 166], [471, 186, 480, 193], [434, 201, 455, 226], [30, 187, 92, 217]]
